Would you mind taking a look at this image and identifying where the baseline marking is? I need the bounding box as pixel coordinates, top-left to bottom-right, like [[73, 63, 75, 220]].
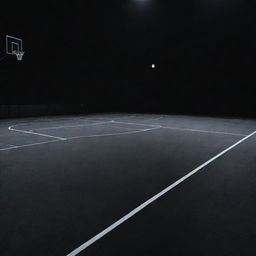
[[66, 130, 256, 256]]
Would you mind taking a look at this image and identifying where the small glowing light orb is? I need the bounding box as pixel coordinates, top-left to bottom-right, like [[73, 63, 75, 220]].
[[152, 64, 156, 69]]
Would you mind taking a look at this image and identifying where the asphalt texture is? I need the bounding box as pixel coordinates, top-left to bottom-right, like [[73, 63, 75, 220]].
[[0, 113, 256, 256]]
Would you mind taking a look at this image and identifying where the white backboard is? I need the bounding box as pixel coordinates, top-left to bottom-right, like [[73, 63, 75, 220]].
[[6, 35, 23, 55]]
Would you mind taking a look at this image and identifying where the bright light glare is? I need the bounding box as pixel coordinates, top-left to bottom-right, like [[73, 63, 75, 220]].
[[152, 64, 156, 69]]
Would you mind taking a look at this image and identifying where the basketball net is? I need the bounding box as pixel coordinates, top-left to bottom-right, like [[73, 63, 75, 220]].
[[12, 50, 25, 61]]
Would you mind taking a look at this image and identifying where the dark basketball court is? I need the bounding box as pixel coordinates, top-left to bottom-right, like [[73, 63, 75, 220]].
[[1, 113, 256, 256], [1, 0, 256, 255]]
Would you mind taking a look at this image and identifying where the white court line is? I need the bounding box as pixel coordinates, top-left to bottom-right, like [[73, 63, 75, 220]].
[[115, 121, 247, 137], [85, 115, 163, 123], [0, 140, 61, 151], [66, 130, 256, 256], [0, 126, 160, 151], [114, 121, 161, 128], [1, 116, 85, 127], [109, 125, 144, 131], [161, 126, 247, 137], [8, 125, 67, 140], [32, 121, 112, 131], [84, 115, 136, 122], [3, 116, 251, 152], [0, 144, 18, 150], [0, 146, 17, 151], [137, 116, 163, 122], [67, 127, 160, 140], [12, 118, 95, 128]]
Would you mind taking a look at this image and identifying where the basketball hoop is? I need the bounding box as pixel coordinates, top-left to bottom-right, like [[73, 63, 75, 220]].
[[12, 50, 25, 61]]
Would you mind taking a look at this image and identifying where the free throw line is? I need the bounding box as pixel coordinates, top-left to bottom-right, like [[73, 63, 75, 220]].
[[66, 130, 256, 256]]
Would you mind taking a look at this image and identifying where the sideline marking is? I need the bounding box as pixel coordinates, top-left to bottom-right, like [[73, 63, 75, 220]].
[[8, 125, 66, 140], [66, 130, 256, 256]]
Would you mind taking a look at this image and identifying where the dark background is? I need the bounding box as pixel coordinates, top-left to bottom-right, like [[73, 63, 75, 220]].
[[1, 0, 256, 117]]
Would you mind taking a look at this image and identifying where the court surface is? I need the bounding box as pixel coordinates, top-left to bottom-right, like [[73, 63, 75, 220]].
[[1, 113, 256, 256]]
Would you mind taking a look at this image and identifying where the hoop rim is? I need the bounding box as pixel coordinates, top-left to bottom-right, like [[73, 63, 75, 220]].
[[12, 50, 25, 55], [12, 50, 25, 61]]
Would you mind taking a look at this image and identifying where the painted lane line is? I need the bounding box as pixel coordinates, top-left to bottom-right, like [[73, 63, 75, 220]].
[[66, 130, 256, 256], [8, 125, 67, 140], [31, 121, 112, 131]]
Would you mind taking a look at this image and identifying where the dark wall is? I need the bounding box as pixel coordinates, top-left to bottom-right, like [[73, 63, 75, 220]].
[[1, 0, 256, 117]]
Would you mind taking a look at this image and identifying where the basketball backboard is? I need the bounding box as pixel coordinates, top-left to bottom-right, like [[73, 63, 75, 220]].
[[6, 35, 23, 55]]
